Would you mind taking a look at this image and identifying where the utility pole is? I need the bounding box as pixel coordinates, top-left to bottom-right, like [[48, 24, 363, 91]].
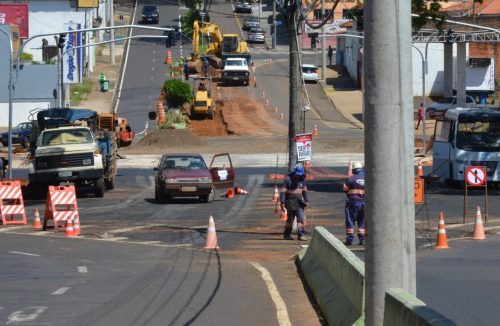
[[320, 0, 326, 80], [272, 0, 276, 49], [364, 1, 416, 325], [286, 3, 300, 170], [109, 0, 116, 64]]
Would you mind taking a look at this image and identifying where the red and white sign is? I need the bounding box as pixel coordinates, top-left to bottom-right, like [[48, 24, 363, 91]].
[[465, 166, 487, 186], [295, 133, 313, 162], [0, 4, 29, 38]]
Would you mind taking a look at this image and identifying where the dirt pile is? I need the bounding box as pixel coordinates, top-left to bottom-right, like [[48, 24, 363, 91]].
[[135, 129, 204, 148]]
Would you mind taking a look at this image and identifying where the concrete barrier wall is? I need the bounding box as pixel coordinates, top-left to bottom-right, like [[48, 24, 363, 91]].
[[296, 226, 365, 325], [384, 288, 457, 326]]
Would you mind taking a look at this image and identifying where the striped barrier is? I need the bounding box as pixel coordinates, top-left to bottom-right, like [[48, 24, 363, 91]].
[[0, 180, 27, 225], [43, 185, 79, 232]]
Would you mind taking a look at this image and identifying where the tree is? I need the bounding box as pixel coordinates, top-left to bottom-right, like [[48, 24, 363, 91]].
[[163, 79, 193, 108], [411, 0, 484, 31]]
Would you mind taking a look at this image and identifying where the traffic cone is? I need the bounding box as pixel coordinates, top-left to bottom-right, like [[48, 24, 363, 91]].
[[253, 75, 257, 87], [73, 213, 81, 236], [280, 112, 284, 120], [220, 188, 235, 198], [274, 202, 281, 214], [204, 216, 219, 250], [32, 209, 42, 229], [473, 206, 486, 240], [417, 163, 424, 178], [234, 187, 249, 195], [268, 57, 272, 64], [274, 106, 278, 113], [280, 208, 288, 221], [65, 219, 75, 237], [272, 185, 279, 202], [313, 124, 319, 136], [265, 98, 269, 106], [435, 212, 449, 249], [262, 90, 265, 98]]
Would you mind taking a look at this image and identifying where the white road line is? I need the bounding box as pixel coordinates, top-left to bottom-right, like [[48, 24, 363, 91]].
[[9, 251, 40, 257], [152, 58, 156, 62], [78, 266, 88, 273], [7, 307, 47, 325], [152, 67, 155, 71], [52, 287, 70, 295], [0, 226, 28, 232], [250, 262, 291, 326]]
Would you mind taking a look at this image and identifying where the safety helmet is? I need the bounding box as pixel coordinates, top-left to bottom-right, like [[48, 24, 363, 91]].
[[293, 163, 304, 176], [352, 161, 363, 169]]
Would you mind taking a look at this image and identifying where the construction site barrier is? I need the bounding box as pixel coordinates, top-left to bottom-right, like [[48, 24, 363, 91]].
[[156, 100, 165, 124], [43, 185, 79, 231], [384, 288, 457, 326], [297, 226, 364, 325], [0, 180, 27, 225]]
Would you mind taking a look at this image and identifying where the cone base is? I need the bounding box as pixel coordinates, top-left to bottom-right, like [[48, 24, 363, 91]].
[[435, 245, 450, 249]]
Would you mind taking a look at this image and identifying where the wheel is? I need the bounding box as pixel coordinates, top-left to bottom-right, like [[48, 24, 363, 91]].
[[155, 184, 170, 203], [94, 178, 105, 197], [200, 186, 215, 203], [1, 141, 7, 147], [105, 177, 115, 190]]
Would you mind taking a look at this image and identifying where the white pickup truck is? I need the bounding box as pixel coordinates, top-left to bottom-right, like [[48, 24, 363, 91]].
[[221, 57, 250, 86]]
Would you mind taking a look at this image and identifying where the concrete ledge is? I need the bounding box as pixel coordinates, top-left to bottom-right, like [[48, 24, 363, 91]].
[[383, 288, 457, 326], [297, 226, 365, 325]]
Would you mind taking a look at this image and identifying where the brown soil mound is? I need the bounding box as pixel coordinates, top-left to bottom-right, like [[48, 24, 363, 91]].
[[136, 129, 204, 148]]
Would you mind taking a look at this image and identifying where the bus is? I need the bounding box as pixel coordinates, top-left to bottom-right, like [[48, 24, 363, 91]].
[[432, 108, 500, 185]]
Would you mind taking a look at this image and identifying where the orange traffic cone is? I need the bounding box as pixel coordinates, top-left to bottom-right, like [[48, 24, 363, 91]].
[[65, 219, 75, 237], [253, 75, 257, 87], [473, 206, 486, 240], [280, 112, 284, 120], [274, 202, 281, 214], [73, 213, 81, 236], [204, 216, 219, 250], [262, 90, 265, 98], [274, 106, 278, 113], [32, 209, 42, 229], [313, 124, 319, 136], [265, 98, 269, 106], [280, 208, 288, 221], [272, 185, 279, 202], [268, 57, 272, 64], [435, 212, 449, 249], [221, 188, 235, 198], [417, 163, 424, 178], [234, 187, 249, 195]]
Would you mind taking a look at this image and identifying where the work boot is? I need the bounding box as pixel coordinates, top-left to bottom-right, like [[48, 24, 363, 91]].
[[344, 240, 353, 246], [297, 236, 308, 241], [358, 240, 364, 246], [283, 235, 294, 240]]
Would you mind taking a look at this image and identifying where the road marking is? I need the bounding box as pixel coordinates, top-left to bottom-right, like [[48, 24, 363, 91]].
[[52, 287, 70, 295], [152, 67, 155, 71], [250, 262, 291, 326], [0, 226, 27, 232], [9, 251, 40, 257], [78, 266, 88, 273], [152, 57, 156, 63], [7, 307, 47, 325]]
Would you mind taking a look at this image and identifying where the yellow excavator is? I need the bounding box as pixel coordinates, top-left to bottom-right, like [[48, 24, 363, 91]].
[[188, 20, 252, 72]]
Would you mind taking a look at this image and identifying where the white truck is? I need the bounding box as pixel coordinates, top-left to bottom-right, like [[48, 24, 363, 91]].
[[221, 57, 250, 86], [28, 108, 117, 197], [461, 58, 495, 93]]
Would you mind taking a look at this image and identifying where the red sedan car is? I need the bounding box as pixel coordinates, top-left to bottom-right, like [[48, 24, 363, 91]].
[[154, 153, 235, 203]]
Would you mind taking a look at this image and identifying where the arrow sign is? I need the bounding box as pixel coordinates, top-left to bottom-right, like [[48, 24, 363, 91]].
[[465, 166, 487, 186]]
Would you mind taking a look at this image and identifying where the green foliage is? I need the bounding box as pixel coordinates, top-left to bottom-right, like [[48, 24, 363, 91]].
[[183, 10, 199, 36], [411, 0, 484, 31], [20, 52, 33, 61], [159, 111, 188, 129], [70, 79, 94, 106], [180, 0, 202, 11], [163, 79, 193, 108]]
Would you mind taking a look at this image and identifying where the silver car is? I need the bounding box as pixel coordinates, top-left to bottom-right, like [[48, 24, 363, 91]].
[[248, 27, 265, 43]]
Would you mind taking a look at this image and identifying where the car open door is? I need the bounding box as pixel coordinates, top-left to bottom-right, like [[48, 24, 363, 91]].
[[209, 153, 235, 189]]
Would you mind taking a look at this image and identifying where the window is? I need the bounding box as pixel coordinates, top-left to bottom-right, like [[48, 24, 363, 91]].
[[313, 9, 332, 19], [41, 129, 93, 146], [434, 120, 452, 142]]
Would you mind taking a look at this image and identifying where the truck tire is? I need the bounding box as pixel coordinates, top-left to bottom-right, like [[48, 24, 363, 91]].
[[95, 178, 105, 197], [105, 177, 115, 190]]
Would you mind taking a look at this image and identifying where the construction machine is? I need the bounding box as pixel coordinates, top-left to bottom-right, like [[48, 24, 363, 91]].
[[189, 20, 252, 72], [190, 76, 215, 119]]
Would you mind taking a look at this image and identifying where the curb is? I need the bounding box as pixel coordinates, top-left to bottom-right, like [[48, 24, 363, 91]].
[[318, 80, 364, 129]]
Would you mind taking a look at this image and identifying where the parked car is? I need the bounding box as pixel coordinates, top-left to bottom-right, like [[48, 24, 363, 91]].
[[235, 1, 252, 13], [248, 27, 265, 43], [301, 64, 319, 83], [243, 16, 260, 31], [0, 122, 32, 148], [426, 95, 477, 118], [154, 153, 235, 203], [141, 5, 159, 24]]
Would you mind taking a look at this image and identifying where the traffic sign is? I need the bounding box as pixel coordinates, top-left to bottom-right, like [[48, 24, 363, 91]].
[[414, 178, 424, 205], [295, 133, 312, 162], [465, 166, 487, 186]]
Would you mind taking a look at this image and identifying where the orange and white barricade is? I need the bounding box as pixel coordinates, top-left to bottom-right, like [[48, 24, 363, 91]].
[[0, 180, 27, 225], [43, 185, 79, 232]]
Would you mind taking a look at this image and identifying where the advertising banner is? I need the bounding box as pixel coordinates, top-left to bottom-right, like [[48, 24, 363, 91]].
[[62, 23, 83, 84], [295, 133, 313, 162], [0, 4, 29, 38]]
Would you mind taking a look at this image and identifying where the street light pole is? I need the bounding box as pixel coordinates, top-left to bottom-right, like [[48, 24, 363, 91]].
[[0, 29, 14, 179], [109, 0, 116, 64]]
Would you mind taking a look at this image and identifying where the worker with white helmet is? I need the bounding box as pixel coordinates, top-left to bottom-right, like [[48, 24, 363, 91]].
[[280, 163, 309, 241], [342, 161, 366, 245]]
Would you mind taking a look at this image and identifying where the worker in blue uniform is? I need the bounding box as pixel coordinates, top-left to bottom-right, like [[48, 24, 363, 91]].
[[280, 163, 309, 241], [343, 161, 366, 245]]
